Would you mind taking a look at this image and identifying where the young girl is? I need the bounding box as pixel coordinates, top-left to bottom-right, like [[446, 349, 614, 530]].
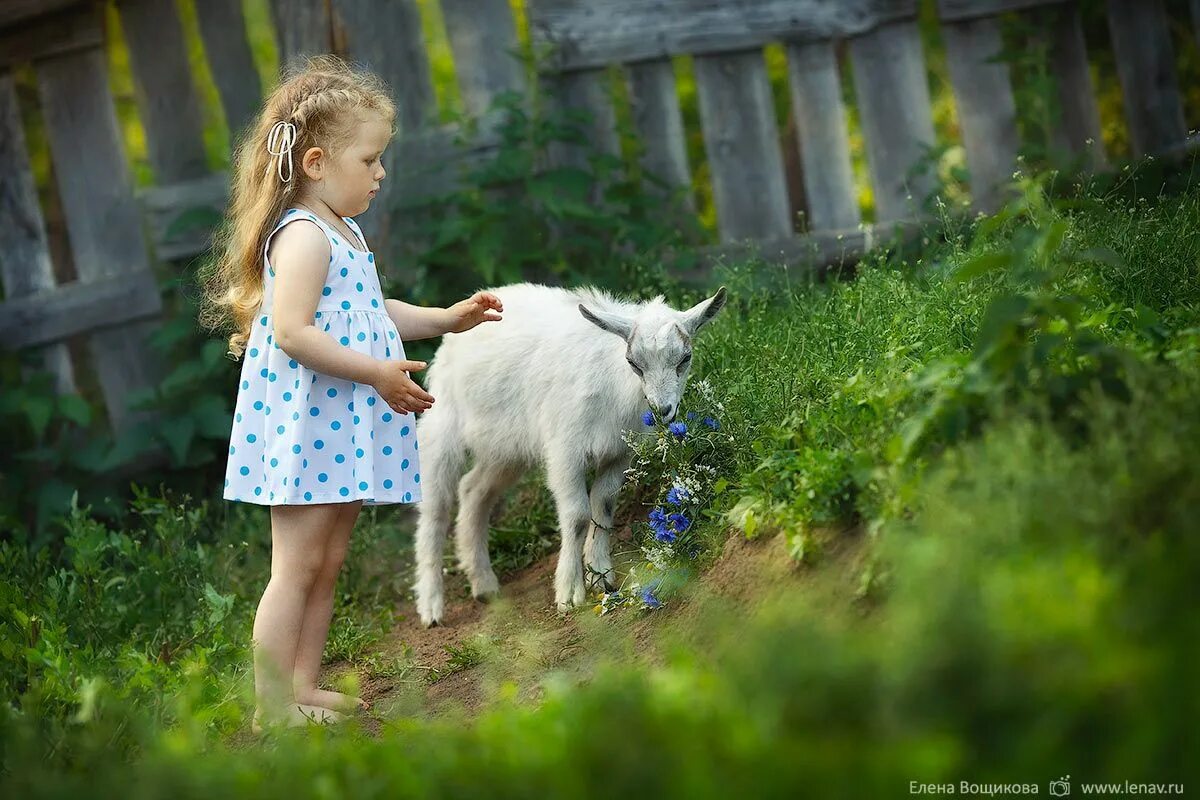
[[201, 56, 502, 731]]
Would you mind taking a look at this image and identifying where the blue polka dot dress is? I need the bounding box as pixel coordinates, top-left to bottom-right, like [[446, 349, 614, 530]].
[[223, 208, 422, 506]]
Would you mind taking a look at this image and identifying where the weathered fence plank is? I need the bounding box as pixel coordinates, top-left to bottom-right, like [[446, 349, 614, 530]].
[[0, 4, 102, 70], [334, 0, 438, 253], [194, 0, 263, 140], [0, 270, 163, 352], [333, 0, 435, 133], [117, 0, 209, 184], [0, 0, 84, 29], [36, 47, 162, 431], [546, 68, 620, 172], [440, 0, 526, 120], [139, 172, 229, 262], [0, 73, 76, 392], [1036, 1, 1106, 169], [1105, 0, 1187, 158], [528, 0, 917, 71], [938, 0, 1069, 21], [785, 40, 860, 230], [848, 19, 936, 224], [693, 50, 792, 243], [628, 58, 693, 208], [939, 14, 1019, 212], [270, 0, 332, 67]]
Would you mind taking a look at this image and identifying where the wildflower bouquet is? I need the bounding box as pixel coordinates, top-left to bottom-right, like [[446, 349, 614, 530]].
[[603, 379, 734, 613]]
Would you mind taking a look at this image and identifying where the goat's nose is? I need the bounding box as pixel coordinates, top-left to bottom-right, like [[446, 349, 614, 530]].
[[657, 403, 675, 422]]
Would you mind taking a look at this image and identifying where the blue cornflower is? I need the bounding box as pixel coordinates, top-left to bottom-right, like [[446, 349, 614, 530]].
[[648, 507, 667, 525], [686, 411, 698, 420], [640, 587, 662, 609], [653, 524, 677, 543], [665, 485, 689, 506], [642, 410, 655, 426], [702, 416, 721, 430], [669, 512, 691, 532], [668, 421, 687, 439]]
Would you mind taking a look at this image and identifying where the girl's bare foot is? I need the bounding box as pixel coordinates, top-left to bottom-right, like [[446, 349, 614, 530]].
[[252, 702, 346, 734], [295, 687, 371, 713]]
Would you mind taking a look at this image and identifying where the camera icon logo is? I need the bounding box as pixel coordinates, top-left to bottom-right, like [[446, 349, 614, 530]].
[[1049, 776, 1071, 797]]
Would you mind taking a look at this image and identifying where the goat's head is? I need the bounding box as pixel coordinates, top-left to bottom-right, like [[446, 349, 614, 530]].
[[578, 287, 727, 423]]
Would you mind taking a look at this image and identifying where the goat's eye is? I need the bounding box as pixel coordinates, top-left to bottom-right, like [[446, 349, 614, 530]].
[[627, 358, 643, 377], [677, 354, 692, 371]]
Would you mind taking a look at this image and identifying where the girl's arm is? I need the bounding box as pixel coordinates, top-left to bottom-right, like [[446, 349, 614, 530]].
[[383, 299, 454, 341], [272, 222, 385, 385]]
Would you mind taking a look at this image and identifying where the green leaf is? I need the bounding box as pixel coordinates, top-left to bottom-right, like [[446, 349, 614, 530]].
[[160, 417, 196, 465], [103, 426, 158, 470], [192, 395, 233, 440], [164, 206, 223, 240], [56, 394, 92, 427], [975, 294, 1030, 356], [24, 396, 55, 440], [955, 250, 1013, 282]]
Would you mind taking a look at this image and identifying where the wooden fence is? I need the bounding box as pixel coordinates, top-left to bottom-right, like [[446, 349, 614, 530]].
[[0, 0, 1195, 433]]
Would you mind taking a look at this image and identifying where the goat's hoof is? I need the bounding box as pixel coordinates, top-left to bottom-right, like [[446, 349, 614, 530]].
[[423, 618, 441, 629], [585, 570, 617, 593], [470, 571, 500, 602]]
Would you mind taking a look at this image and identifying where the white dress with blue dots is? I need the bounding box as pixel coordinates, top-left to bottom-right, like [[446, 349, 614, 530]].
[[223, 208, 422, 506]]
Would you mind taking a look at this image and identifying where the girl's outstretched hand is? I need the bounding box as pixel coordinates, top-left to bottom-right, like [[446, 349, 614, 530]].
[[446, 291, 503, 334], [372, 360, 435, 415]]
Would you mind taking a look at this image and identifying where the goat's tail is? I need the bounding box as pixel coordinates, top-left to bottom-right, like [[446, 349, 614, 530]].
[[412, 397, 467, 626]]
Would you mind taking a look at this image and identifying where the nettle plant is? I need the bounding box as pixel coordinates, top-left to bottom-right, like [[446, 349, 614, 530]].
[[600, 378, 733, 614]]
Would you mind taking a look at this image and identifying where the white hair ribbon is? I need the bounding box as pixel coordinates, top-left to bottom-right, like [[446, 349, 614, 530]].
[[266, 121, 297, 183]]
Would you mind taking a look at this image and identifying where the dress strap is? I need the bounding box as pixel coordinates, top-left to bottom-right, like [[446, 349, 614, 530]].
[[263, 208, 334, 276]]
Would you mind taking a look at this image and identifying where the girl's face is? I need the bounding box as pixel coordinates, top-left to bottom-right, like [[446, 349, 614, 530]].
[[303, 111, 392, 218]]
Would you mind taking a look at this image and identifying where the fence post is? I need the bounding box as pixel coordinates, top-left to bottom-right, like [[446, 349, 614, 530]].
[[693, 50, 792, 243], [271, 0, 332, 68], [628, 58, 693, 210], [939, 14, 1019, 213], [1037, 1, 1107, 170], [116, 0, 210, 184], [848, 18, 937, 225], [0, 72, 76, 395], [786, 39, 860, 231], [440, 0, 526, 123], [194, 0, 263, 141], [544, 68, 620, 176], [35, 46, 163, 431], [333, 0, 437, 260], [1105, 0, 1187, 158]]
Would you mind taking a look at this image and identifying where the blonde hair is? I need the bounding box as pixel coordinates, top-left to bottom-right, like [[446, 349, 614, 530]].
[[199, 55, 396, 358]]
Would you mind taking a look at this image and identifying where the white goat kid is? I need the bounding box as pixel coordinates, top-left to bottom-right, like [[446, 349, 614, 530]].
[[412, 282, 727, 627]]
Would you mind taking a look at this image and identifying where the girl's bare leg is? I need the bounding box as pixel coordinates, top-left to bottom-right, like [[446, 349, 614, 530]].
[[292, 500, 369, 712], [252, 503, 348, 731]]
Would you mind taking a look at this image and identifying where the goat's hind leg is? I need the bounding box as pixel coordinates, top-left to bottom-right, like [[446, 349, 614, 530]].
[[585, 455, 628, 593], [456, 459, 524, 602]]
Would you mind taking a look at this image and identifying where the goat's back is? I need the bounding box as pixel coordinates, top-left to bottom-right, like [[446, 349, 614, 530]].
[[419, 283, 642, 463]]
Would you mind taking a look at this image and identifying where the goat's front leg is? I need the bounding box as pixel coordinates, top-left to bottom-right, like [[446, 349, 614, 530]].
[[545, 448, 590, 612], [585, 454, 628, 592]]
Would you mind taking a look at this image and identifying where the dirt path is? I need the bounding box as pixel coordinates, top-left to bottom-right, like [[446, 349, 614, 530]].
[[331, 525, 869, 732]]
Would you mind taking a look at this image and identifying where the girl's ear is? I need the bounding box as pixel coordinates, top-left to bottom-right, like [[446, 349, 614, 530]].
[[300, 146, 325, 181]]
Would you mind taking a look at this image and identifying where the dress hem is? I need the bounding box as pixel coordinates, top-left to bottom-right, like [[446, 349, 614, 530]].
[[223, 491, 422, 507]]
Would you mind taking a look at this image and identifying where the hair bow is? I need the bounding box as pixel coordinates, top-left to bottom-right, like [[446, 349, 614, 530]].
[[266, 120, 297, 183]]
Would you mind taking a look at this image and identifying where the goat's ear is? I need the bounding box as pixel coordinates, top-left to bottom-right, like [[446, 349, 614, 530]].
[[680, 286, 727, 336], [578, 304, 634, 340]]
